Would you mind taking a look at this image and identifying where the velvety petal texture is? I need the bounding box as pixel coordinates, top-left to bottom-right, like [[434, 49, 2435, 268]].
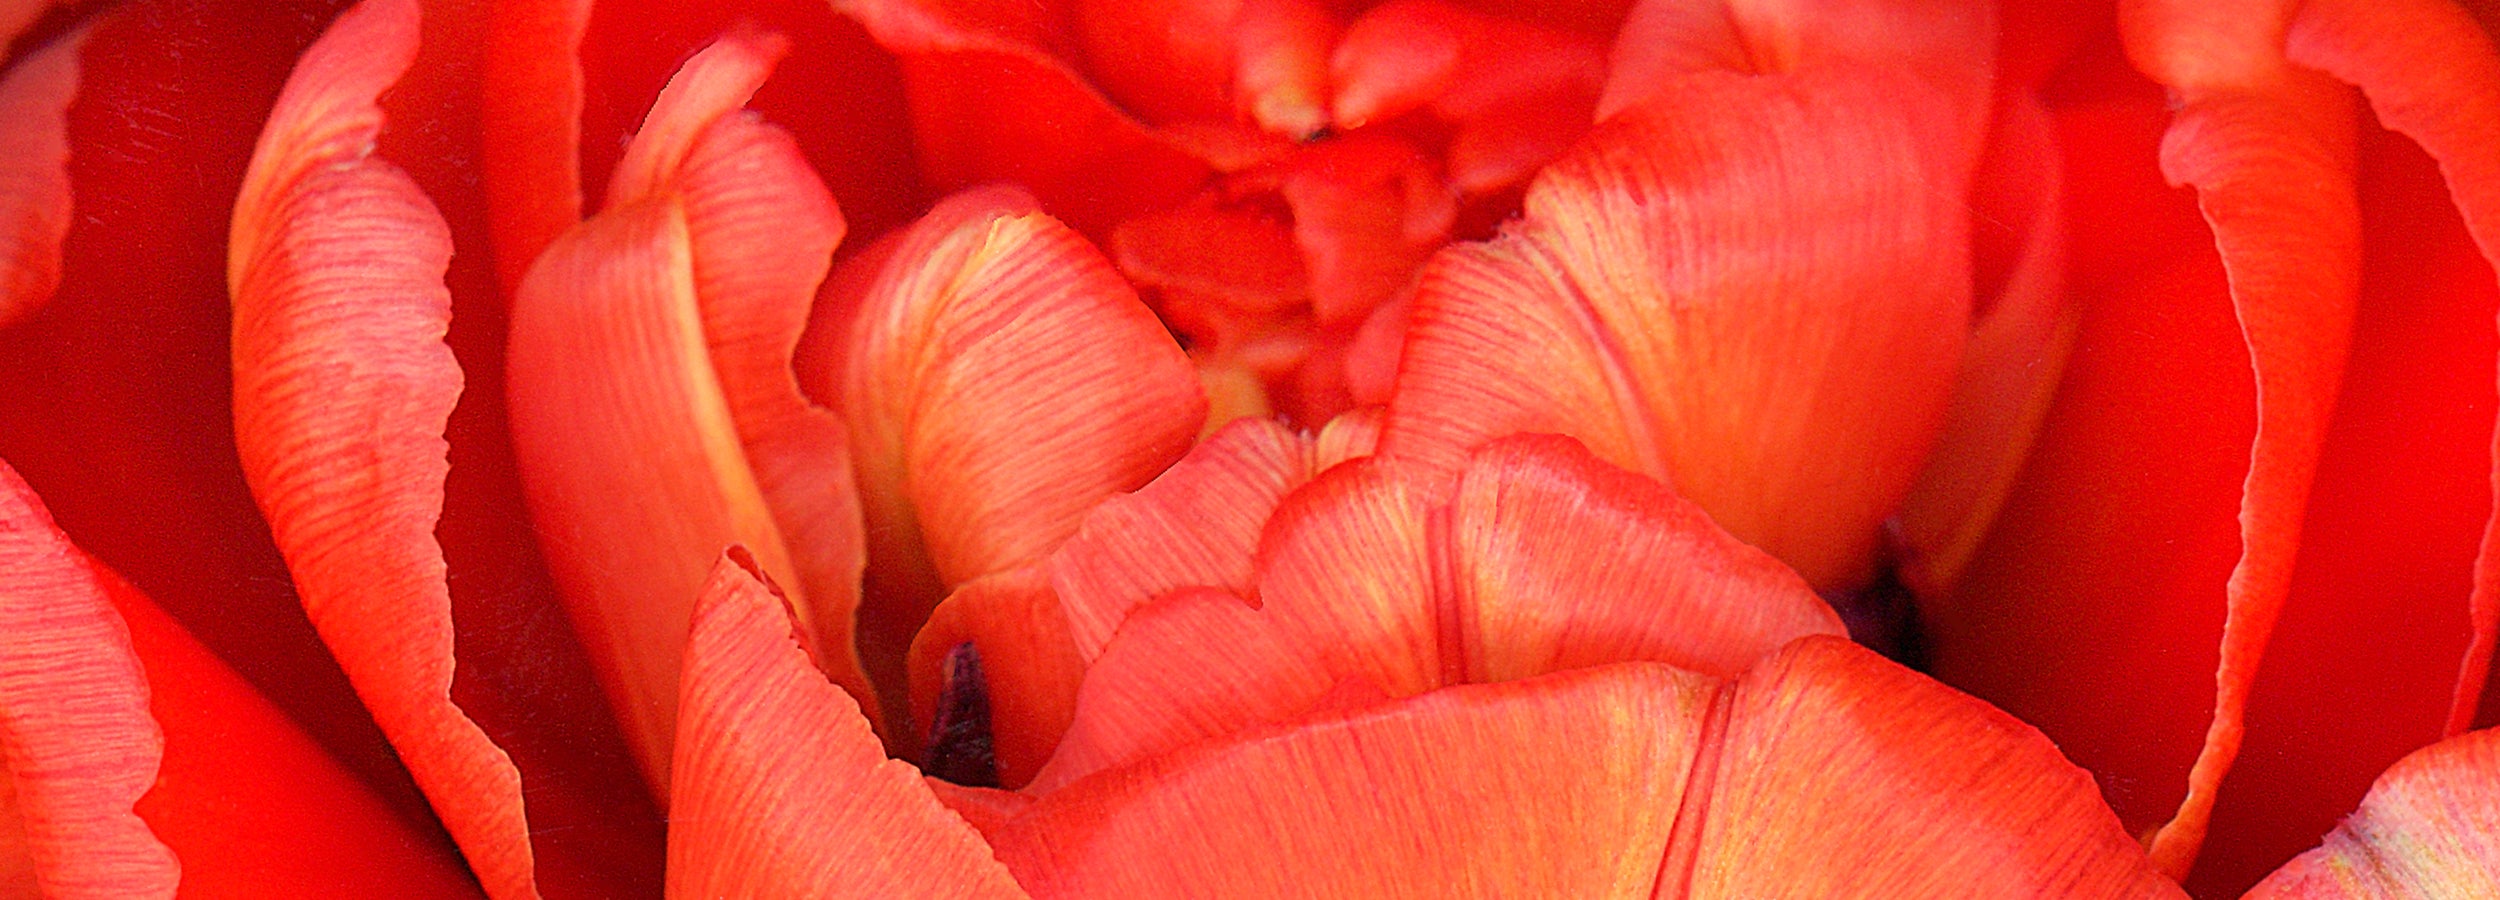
[[1382, 64, 1974, 591], [226, 0, 538, 894], [667, 551, 1028, 900], [2245, 727, 2500, 898], [507, 29, 866, 792], [1032, 435, 1845, 789], [1001, 639, 2180, 898], [0, 466, 176, 898], [834, 184, 1203, 722]]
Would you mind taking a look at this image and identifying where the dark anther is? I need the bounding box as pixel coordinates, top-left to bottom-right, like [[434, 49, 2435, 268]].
[[926, 641, 1000, 788], [1300, 123, 1338, 144], [1825, 566, 1930, 672]]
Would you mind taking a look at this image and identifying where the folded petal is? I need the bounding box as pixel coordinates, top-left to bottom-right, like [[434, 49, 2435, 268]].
[[1050, 416, 1315, 660], [668, 551, 1027, 900], [0, 0, 407, 802], [1682, 637, 2183, 898], [996, 664, 1712, 897], [228, 1, 553, 894], [0, 466, 175, 897], [2245, 727, 2500, 898], [839, 185, 1203, 719], [0, 25, 77, 329], [1382, 67, 1974, 591]]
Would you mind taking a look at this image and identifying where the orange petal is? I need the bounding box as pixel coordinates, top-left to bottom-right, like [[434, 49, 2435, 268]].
[[1051, 416, 1314, 660], [907, 567, 1084, 786], [667, 550, 1028, 900], [1381, 67, 1974, 591], [611, 27, 878, 728], [1681, 637, 2184, 897], [2121, 0, 2367, 876], [995, 664, 1712, 896], [841, 185, 1203, 718], [0, 25, 77, 329], [227, 0, 544, 894], [1332, 0, 1605, 192], [1274, 133, 1455, 327], [2286, 0, 2500, 744], [0, 465, 176, 897], [508, 195, 798, 796], [1025, 586, 1335, 793], [1448, 435, 1846, 682], [2245, 727, 2500, 898]]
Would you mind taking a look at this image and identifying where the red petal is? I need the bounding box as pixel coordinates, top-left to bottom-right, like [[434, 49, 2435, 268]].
[[1447, 435, 1844, 682], [1274, 133, 1455, 326], [841, 185, 1203, 718], [108, 543, 481, 897], [228, 1, 548, 894], [0, 0, 410, 807], [668, 551, 1028, 900], [2245, 727, 2500, 897], [2286, 0, 2500, 743], [996, 664, 1713, 896], [835, 0, 1210, 235], [907, 567, 1084, 786], [1050, 416, 1314, 660], [1025, 586, 1334, 793], [1383, 68, 1973, 590], [1681, 637, 2183, 898], [0, 466, 176, 897], [610, 26, 879, 730], [0, 26, 76, 329], [2121, 0, 2368, 875]]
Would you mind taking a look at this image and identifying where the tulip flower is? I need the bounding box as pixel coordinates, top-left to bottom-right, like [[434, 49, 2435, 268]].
[[3, 0, 2500, 898]]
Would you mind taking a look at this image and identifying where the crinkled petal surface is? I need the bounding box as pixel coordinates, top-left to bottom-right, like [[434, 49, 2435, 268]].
[[0, 24, 76, 329]]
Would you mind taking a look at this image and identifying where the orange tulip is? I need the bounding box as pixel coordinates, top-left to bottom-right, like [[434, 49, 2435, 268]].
[[3, 0, 2500, 897]]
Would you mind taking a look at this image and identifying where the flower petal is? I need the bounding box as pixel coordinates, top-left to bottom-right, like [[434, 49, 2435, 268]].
[[996, 664, 1711, 897], [2121, 0, 2368, 875], [2245, 727, 2500, 898], [0, 465, 175, 897], [1050, 416, 1315, 660], [479, 0, 588, 294], [1381, 67, 1974, 591], [0, 0, 408, 803], [605, 26, 878, 731], [1680, 637, 2184, 898], [840, 185, 1203, 720], [228, 1, 565, 895], [668, 550, 1028, 900], [2285, 0, 2500, 745], [908, 567, 1084, 787], [0, 25, 76, 329]]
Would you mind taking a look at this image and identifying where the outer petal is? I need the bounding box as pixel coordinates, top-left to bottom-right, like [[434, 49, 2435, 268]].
[[839, 185, 1203, 721], [0, 467, 175, 897], [228, 0, 548, 894], [0, 25, 76, 329], [2245, 727, 2500, 898], [666, 551, 1028, 900], [995, 664, 1712, 897], [1050, 416, 1314, 660], [1381, 68, 1972, 591]]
